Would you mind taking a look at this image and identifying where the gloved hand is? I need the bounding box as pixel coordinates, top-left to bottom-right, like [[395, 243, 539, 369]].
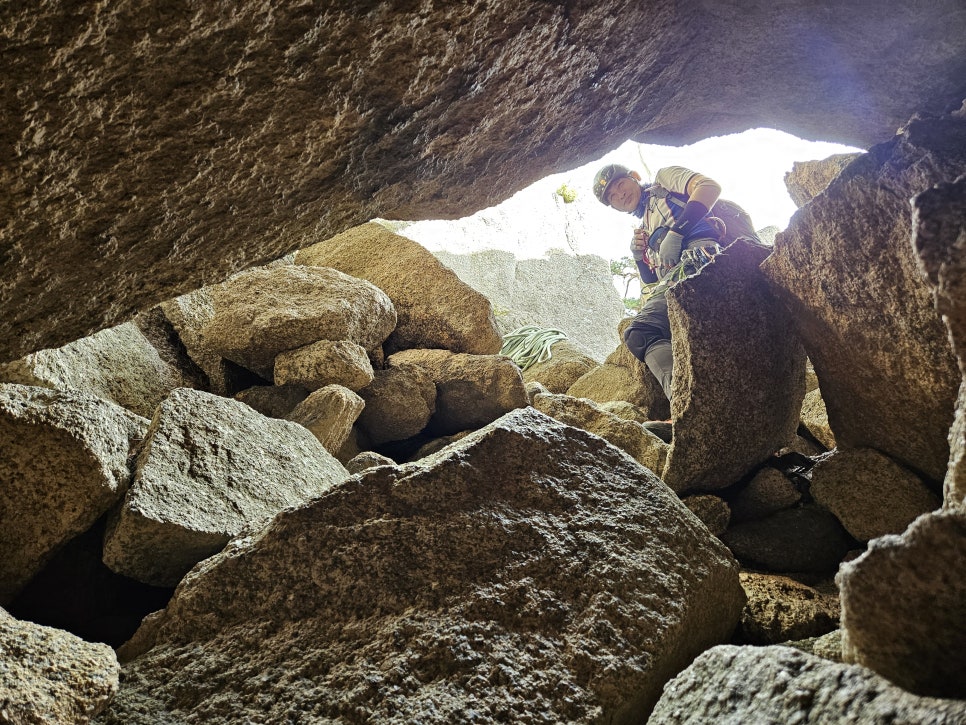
[[630, 228, 647, 261], [658, 230, 683, 268]]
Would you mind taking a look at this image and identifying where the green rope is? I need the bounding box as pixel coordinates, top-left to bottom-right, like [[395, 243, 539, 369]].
[[500, 325, 569, 371]]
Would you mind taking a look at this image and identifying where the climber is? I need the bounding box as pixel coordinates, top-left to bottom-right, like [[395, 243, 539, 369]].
[[593, 163, 724, 405]]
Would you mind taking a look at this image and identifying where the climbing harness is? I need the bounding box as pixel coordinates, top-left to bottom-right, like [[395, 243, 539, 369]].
[[641, 243, 723, 301], [500, 325, 569, 371]]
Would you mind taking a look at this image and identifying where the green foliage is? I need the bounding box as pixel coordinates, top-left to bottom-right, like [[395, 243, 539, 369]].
[[555, 183, 578, 204]]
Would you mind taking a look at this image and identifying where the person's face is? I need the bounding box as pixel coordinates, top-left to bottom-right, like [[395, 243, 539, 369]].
[[605, 176, 642, 212]]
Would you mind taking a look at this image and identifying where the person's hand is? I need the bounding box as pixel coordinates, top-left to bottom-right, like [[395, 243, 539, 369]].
[[658, 230, 683, 269], [630, 228, 647, 261]]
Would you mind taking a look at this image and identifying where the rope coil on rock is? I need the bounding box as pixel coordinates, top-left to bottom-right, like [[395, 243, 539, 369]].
[[499, 325, 569, 371]]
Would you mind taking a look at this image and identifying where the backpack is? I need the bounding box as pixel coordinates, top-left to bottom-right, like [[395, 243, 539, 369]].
[[648, 184, 765, 246]]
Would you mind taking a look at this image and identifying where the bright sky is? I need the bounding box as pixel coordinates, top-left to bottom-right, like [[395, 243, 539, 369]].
[[402, 127, 864, 284], [572, 128, 863, 232]]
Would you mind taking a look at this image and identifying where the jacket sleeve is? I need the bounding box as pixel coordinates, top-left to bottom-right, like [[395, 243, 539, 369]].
[[636, 258, 658, 284]]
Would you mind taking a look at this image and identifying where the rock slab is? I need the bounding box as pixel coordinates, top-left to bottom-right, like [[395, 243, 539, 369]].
[[102, 408, 744, 724]]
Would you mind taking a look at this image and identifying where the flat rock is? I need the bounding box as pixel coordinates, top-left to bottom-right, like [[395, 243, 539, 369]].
[[649, 644, 966, 724], [0, 384, 148, 604], [532, 391, 668, 475], [0, 607, 120, 724], [274, 338, 374, 392], [101, 408, 744, 724], [103, 388, 349, 587], [728, 467, 803, 524], [296, 223, 502, 355]]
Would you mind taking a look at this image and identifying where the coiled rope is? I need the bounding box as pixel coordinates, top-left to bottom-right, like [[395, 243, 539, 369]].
[[500, 325, 569, 371]]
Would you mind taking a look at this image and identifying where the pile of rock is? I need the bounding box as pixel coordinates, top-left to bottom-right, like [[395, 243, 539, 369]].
[[2, 108, 966, 722]]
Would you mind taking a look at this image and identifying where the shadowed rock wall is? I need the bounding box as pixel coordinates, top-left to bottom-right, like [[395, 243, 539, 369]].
[[3, 1, 966, 362]]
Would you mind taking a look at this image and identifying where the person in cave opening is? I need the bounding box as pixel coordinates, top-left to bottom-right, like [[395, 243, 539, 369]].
[[593, 163, 726, 408]]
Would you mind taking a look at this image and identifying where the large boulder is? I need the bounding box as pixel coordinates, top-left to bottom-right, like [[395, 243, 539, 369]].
[[285, 384, 365, 454], [721, 505, 855, 575], [3, 4, 966, 364], [783, 152, 863, 207], [838, 508, 966, 698], [199, 265, 397, 380], [0, 321, 194, 418], [101, 408, 744, 723], [103, 388, 349, 587], [737, 573, 839, 645], [0, 384, 148, 604], [389, 349, 529, 436], [431, 247, 623, 363], [0, 607, 120, 724], [912, 171, 966, 507], [810, 447, 940, 542], [663, 240, 806, 493], [355, 364, 438, 446], [532, 391, 668, 474], [762, 113, 966, 485], [649, 644, 966, 724], [296, 222, 502, 355], [522, 339, 599, 394], [567, 319, 670, 422]]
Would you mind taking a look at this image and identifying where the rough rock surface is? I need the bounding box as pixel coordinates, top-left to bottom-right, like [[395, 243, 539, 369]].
[[100, 408, 744, 724], [721, 505, 855, 574], [286, 384, 365, 454], [567, 320, 670, 422], [810, 447, 940, 541], [522, 340, 599, 394], [432, 247, 622, 363], [663, 241, 806, 493], [199, 265, 397, 380], [762, 114, 966, 484], [160, 287, 233, 395], [0, 607, 120, 724], [389, 349, 529, 436], [344, 451, 397, 474], [233, 383, 309, 419], [838, 509, 966, 698], [355, 364, 437, 446], [913, 172, 966, 507], [103, 389, 349, 587], [648, 644, 966, 724], [0, 321, 194, 419], [783, 152, 863, 207], [0, 384, 148, 604], [532, 392, 668, 475], [274, 339, 374, 392], [728, 467, 804, 524], [800, 387, 835, 450], [681, 495, 730, 537], [296, 223, 502, 356], [5, 3, 965, 364], [737, 573, 839, 645]]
